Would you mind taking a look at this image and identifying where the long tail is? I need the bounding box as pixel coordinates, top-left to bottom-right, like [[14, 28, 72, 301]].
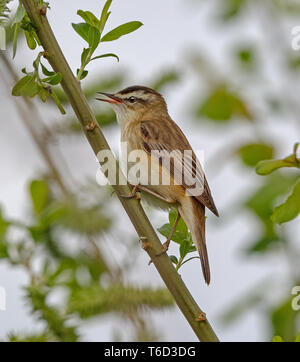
[[178, 198, 210, 285]]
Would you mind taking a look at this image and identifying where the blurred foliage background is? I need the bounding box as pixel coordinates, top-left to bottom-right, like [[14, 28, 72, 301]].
[[0, 0, 300, 341]]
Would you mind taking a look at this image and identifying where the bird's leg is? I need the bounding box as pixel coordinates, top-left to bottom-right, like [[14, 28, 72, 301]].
[[156, 212, 181, 256], [120, 185, 141, 200], [120, 184, 176, 204], [137, 185, 176, 204]]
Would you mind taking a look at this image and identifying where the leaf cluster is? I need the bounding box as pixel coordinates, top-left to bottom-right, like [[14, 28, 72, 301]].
[[72, 0, 143, 80], [158, 210, 198, 270]]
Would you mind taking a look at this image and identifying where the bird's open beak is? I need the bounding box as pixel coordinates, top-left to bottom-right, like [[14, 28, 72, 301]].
[[96, 92, 123, 104]]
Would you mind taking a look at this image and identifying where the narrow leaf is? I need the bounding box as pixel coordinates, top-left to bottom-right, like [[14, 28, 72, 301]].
[[24, 30, 36, 50], [157, 224, 185, 244], [256, 159, 297, 175], [12, 23, 21, 59], [169, 255, 178, 265], [41, 63, 55, 76], [90, 53, 119, 62], [180, 240, 190, 259], [51, 90, 66, 114], [87, 25, 100, 51], [99, 0, 112, 33], [81, 48, 90, 66], [76, 69, 88, 80], [77, 10, 100, 28], [42, 72, 62, 85], [12, 4, 25, 26], [101, 21, 143, 42], [271, 180, 300, 224], [30, 180, 49, 215]]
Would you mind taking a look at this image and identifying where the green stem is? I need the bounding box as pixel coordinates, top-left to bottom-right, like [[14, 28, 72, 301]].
[[20, 0, 219, 342], [176, 256, 183, 271], [179, 256, 201, 270]]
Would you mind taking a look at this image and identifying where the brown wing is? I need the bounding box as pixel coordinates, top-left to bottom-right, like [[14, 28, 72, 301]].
[[139, 118, 219, 216]]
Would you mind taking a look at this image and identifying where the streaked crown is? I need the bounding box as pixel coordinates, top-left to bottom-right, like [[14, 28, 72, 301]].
[[115, 85, 167, 108]]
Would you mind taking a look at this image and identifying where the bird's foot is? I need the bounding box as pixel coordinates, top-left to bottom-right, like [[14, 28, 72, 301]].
[[156, 240, 170, 256], [120, 185, 141, 200]]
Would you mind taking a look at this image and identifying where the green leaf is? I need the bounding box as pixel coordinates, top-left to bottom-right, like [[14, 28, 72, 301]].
[[157, 224, 185, 244], [152, 70, 180, 91], [99, 0, 112, 33], [12, 22, 21, 59], [238, 48, 253, 64], [245, 173, 297, 220], [169, 255, 178, 265], [0, 208, 10, 237], [12, 75, 39, 97], [41, 63, 55, 76], [220, 0, 246, 21], [24, 30, 36, 50], [295, 333, 300, 342], [81, 48, 90, 66], [238, 143, 274, 167], [77, 10, 100, 28], [247, 233, 280, 253], [0, 208, 10, 259], [76, 68, 88, 80], [271, 180, 300, 224], [42, 72, 62, 85], [29, 180, 49, 215], [12, 4, 26, 26], [169, 210, 188, 235], [50, 89, 66, 114], [256, 159, 297, 175], [101, 21, 143, 42], [196, 86, 252, 122], [90, 53, 119, 62], [72, 23, 100, 50], [87, 25, 100, 51], [271, 298, 300, 342], [256, 143, 300, 175], [180, 240, 190, 259], [72, 22, 91, 43], [0, 242, 8, 259], [272, 336, 284, 342]]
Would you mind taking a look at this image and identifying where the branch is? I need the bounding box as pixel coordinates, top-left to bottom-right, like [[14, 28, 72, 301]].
[[20, 0, 219, 342]]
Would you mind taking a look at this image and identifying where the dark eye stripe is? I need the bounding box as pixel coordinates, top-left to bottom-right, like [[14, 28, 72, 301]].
[[124, 97, 147, 104]]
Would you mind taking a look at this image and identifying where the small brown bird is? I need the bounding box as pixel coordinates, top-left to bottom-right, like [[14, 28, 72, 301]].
[[97, 86, 218, 284]]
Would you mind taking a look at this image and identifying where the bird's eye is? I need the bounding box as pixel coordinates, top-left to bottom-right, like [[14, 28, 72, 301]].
[[128, 96, 136, 103]]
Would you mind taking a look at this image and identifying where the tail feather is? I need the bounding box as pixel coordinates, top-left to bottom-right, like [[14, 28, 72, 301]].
[[179, 199, 210, 285]]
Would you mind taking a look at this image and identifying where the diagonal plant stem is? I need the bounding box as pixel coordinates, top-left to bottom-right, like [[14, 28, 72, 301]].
[[20, 0, 219, 342]]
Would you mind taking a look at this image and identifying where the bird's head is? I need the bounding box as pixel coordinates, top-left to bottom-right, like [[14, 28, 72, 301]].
[[96, 85, 167, 125]]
